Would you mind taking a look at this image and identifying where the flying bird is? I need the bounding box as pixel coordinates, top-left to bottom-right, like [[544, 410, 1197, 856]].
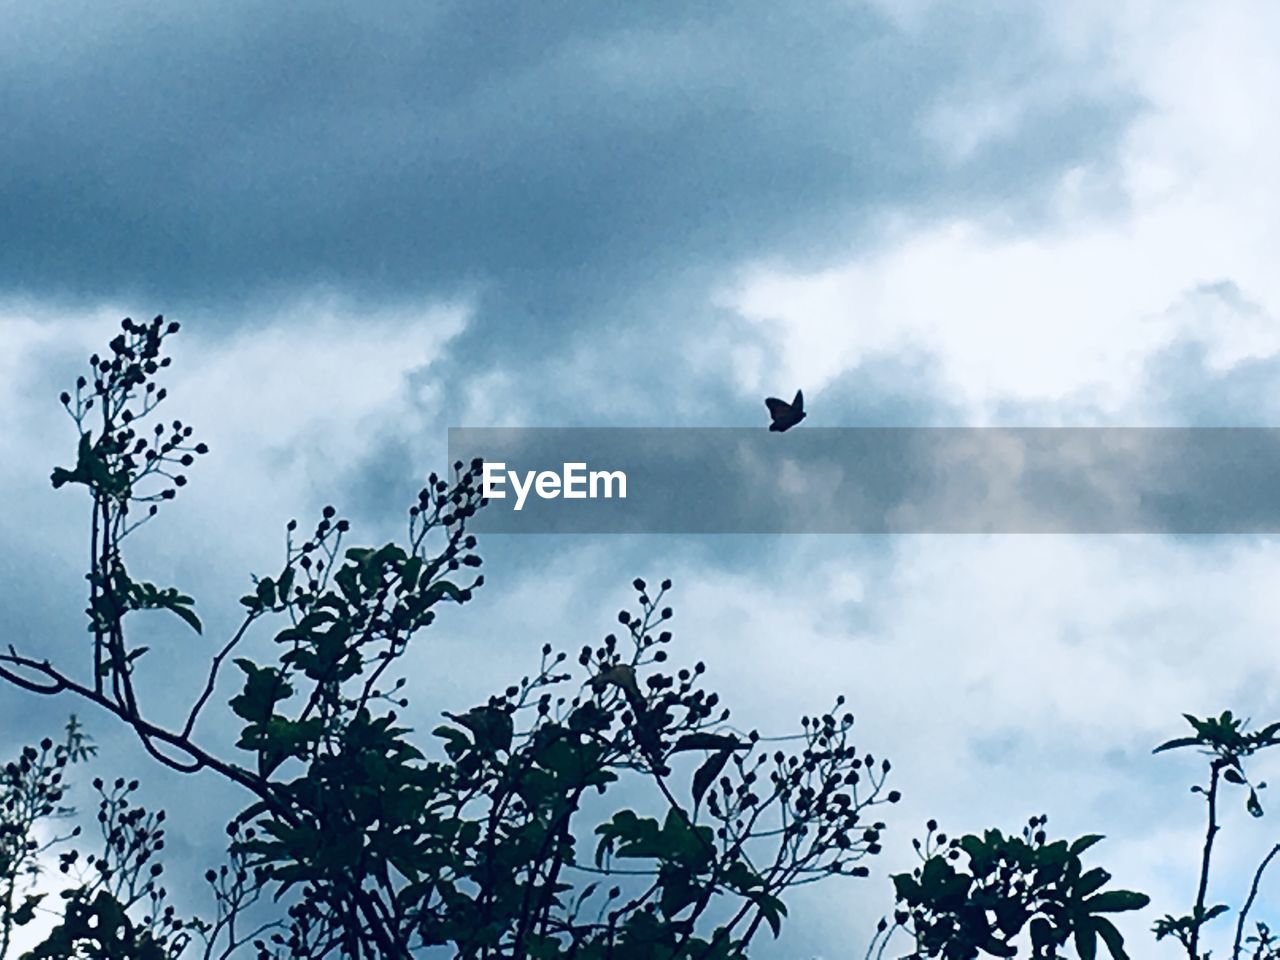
[[765, 389, 806, 432]]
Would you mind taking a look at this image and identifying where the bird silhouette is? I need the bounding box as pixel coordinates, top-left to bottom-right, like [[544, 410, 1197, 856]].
[[765, 389, 806, 432]]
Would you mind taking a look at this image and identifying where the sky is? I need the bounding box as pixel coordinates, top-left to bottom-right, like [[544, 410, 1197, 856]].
[[3, 1, 1280, 956]]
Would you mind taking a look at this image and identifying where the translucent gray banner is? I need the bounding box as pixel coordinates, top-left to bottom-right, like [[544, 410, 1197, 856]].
[[446, 428, 1280, 534]]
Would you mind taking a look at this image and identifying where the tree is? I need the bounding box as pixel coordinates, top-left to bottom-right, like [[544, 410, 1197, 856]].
[[872, 816, 1147, 960], [7, 316, 1265, 960], [1151, 711, 1280, 960], [861, 712, 1280, 960], [0, 316, 901, 957]]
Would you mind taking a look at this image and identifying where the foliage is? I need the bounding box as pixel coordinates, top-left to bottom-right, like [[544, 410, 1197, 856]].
[[1152, 712, 1280, 960], [0, 718, 193, 959], [0, 317, 901, 957], [5, 316, 1280, 960], [871, 817, 1147, 960], [0, 719, 92, 957], [28, 775, 188, 960], [859, 709, 1280, 960]]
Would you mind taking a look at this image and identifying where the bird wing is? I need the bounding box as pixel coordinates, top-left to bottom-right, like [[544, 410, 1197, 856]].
[[765, 397, 791, 417], [792, 389, 804, 412]]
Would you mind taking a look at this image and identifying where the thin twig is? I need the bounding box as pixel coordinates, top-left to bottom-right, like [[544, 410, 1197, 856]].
[[1234, 843, 1280, 960]]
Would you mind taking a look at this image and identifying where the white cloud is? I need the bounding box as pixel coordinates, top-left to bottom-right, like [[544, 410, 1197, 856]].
[[719, 0, 1280, 423], [178, 294, 468, 473]]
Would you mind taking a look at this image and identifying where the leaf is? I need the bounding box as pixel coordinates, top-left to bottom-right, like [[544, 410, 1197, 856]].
[[1248, 788, 1265, 818], [590, 664, 643, 704], [166, 601, 203, 635], [126, 581, 202, 634], [594, 811, 662, 866], [50, 433, 94, 490], [979, 934, 1018, 958], [444, 706, 513, 755], [1076, 867, 1112, 898], [1069, 834, 1105, 856], [1094, 917, 1130, 960], [671, 732, 745, 753], [657, 807, 716, 870], [692, 749, 732, 808], [1085, 890, 1151, 914], [423, 580, 464, 604], [256, 578, 277, 607], [1153, 736, 1200, 754], [750, 890, 787, 937], [12, 893, 43, 926], [892, 872, 920, 904], [1074, 918, 1098, 960], [1029, 917, 1054, 951], [1257, 721, 1280, 742], [1200, 903, 1229, 923], [277, 566, 295, 601], [433, 725, 471, 760], [229, 659, 293, 724], [659, 874, 700, 919]]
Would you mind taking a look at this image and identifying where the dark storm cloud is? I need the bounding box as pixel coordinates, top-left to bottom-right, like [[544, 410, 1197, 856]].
[[2, 0, 1137, 351]]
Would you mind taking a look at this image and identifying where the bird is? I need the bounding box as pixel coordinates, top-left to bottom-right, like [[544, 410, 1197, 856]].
[[765, 389, 806, 432]]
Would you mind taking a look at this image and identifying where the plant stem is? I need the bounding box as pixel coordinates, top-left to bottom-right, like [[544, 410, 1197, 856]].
[[1191, 761, 1223, 960], [1233, 842, 1280, 960]]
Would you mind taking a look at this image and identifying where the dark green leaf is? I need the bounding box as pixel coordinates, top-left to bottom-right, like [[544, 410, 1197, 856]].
[[692, 750, 732, 808], [1094, 917, 1129, 960], [1084, 890, 1150, 914], [1069, 834, 1105, 856], [1074, 918, 1098, 960], [1248, 788, 1264, 818], [671, 733, 745, 753], [1153, 736, 1200, 754]]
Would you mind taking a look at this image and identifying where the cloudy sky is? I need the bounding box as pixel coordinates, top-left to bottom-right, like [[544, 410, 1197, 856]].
[[4, 1, 1280, 955]]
